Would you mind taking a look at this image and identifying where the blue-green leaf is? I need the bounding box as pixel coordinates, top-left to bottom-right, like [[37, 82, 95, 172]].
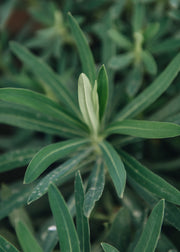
[[132, 3, 145, 32], [134, 199, 165, 252], [0, 183, 34, 220], [15, 220, 43, 252], [75, 172, 90, 252], [148, 92, 180, 121], [105, 206, 132, 251], [27, 149, 92, 204], [101, 242, 119, 252], [97, 65, 109, 120], [0, 147, 41, 173], [99, 141, 126, 198], [67, 13, 96, 84], [106, 120, 180, 138], [0, 235, 19, 252], [142, 50, 157, 75], [9, 42, 79, 116], [0, 88, 85, 131], [108, 29, 132, 50], [84, 160, 105, 217], [108, 53, 134, 70], [24, 139, 88, 183], [0, 101, 80, 138], [128, 177, 180, 231], [78, 73, 99, 133], [115, 52, 180, 120], [120, 150, 180, 205], [125, 64, 143, 97], [150, 38, 180, 54], [48, 183, 81, 252]]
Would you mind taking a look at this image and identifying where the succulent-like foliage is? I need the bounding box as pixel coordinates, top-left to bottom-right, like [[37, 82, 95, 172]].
[[0, 0, 180, 251]]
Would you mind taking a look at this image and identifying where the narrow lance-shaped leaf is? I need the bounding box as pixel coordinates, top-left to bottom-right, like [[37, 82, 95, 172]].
[[105, 207, 132, 251], [142, 50, 157, 75], [106, 120, 180, 138], [27, 149, 92, 204], [148, 92, 180, 121], [108, 29, 132, 50], [84, 160, 105, 217], [0, 147, 41, 173], [119, 150, 180, 205], [24, 138, 88, 183], [0, 88, 85, 131], [92, 80, 99, 119], [125, 64, 143, 97], [115, 52, 180, 121], [132, 2, 145, 32], [68, 13, 96, 84], [78, 73, 99, 134], [97, 65, 109, 120], [0, 235, 19, 252], [101, 243, 120, 252], [15, 220, 43, 252], [150, 38, 180, 54], [75, 171, 91, 252], [0, 101, 82, 138], [99, 141, 126, 198], [108, 53, 134, 70], [134, 199, 165, 252], [9, 42, 80, 116], [48, 183, 81, 252], [129, 177, 180, 231], [0, 183, 34, 220]]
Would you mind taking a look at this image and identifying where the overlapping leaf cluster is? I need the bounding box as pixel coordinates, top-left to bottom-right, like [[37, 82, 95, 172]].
[[0, 0, 180, 251]]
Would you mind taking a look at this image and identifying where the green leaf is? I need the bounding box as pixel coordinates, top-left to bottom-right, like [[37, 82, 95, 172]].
[[15, 220, 43, 252], [115, 52, 180, 120], [84, 160, 105, 217], [0, 235, 19, 252], [134, 199, 165, 252], [27, 149, 92, 204], [99, 141, 126, 198], [132, 3, 145, 32], [0, 101, 80, 138], [67, 13, 96, 84], [119, 150, 180, 205], [106, 119, 180, 138], [108, 29, 132, 50], [101, 242, 119, 252], [105, 207, 132, 251], [9, 42, 79, 116], [24, 138, 88, 183], [108, 53, 134, 70], [150, 38, 180, 54], [0, 183, 34, 220], [166, 112, 180, 125], [143, 22, 160, 41], [0, 88, 85, 131], [149, 93, 180, 121], [125, 64, 143, 97], [127, 176, 180, 231], [75, 172, 91, 252], [97, 65, 109, 120], [92, 81, 99, 119], [48, 183, 81, 252], [0, 147, 41, 173], [78, 73, 99, 133], [142, 50, 157, 75]]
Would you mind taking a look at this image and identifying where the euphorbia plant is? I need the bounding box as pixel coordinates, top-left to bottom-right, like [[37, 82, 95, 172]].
[[0, 11, 180, 252]]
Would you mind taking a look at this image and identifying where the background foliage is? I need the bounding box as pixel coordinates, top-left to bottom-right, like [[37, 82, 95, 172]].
[[0, 0, 180, 251]]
